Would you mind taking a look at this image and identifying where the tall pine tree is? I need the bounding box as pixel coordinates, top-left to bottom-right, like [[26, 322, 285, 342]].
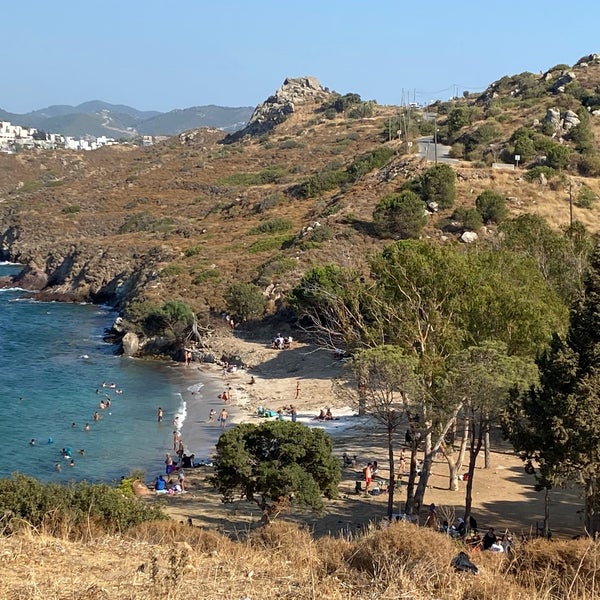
[[504, 240, 600, 534]]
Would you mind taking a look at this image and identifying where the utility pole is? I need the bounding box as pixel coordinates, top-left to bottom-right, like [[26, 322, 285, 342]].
[[569, 180, 573, 227]]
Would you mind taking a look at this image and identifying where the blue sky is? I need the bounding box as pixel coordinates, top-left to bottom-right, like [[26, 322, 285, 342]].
[[2, 1, 599, 113]]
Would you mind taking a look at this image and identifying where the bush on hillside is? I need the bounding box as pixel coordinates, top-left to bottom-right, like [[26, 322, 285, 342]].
[[475, 190, 509, 223], [226, 282, 267, 320], [0, 474, 166, 537], [373, 191, 427, 239]]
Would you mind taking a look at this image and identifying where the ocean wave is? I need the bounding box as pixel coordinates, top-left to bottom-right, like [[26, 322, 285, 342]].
[[174, 393, 187, 431], [1, 287, 27, 293], [0, 261, 22, 266]]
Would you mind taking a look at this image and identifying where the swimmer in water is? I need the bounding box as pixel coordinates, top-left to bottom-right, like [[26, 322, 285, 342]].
[[78, 449, 85, 455], [84, 423, 90, 432], [29, 438, 36, 446], [55, 463, 61, 472], [93, 411, 100, 421]]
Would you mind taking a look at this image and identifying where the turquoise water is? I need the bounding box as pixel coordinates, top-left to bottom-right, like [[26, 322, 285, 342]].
[[0, 262, 209, 484]]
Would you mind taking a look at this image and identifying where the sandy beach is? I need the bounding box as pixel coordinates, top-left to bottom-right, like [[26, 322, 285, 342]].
[[147, 328, 586, 540]]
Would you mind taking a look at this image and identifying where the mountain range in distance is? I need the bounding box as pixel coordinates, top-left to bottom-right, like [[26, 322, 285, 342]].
[[0, 100, 255, 139]]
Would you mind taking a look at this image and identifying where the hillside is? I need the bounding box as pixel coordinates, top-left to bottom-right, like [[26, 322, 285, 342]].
[[1, 61, 600, 326], [0, 100, 254, 138]]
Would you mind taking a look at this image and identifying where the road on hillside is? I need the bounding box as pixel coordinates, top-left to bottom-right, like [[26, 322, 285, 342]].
[[417, 136, 459, 165]]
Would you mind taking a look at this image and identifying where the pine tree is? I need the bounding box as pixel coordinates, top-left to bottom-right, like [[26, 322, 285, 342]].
[[504, 241, 600, 534]]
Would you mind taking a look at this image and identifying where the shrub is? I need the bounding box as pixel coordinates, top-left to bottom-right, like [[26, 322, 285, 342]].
[[545, 143, 572, 170], [250, 218, 293, 235], [192, 268, 220, 284], [184, 245, 203, 257], [409, 164, 456, 209], [373, 191, 427, 239], [475, 190, 509, 223], [161, 264, 186, 277], [62, 205, 81, 214], [0, 474, 166, 536], [524, 166, 557, 182], [347, 146, 396, 181], [454, 207, 483, 231], [577, 155, 600, 177], [248, 234, 295, 253], [226, 282, 267, 320], [576, 185, 598, 209]]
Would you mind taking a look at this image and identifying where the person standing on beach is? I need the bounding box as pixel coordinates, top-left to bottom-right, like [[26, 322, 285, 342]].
[[295, 380, 301, 399], [157, 407, 163, 423], [290, 405, 298, 422], [219, 408, 228, 429], [173, 430, 180, 451]]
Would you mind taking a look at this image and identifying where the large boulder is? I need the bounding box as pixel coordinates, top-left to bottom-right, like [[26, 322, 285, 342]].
[[121, 331, 140, 357]]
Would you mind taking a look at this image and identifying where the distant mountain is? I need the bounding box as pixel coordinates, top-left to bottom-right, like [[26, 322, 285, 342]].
[[0, 100, 254, 138]]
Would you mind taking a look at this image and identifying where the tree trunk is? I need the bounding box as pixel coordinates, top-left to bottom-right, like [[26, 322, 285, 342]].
[[386, 422, 396, 518], [544, 487, 550, 538], [404, 440, 419, 514], [443, 413, 469, 491], [484, 428, 491, 469], [463, 411, 483, 529], [412, 407, 462, 514]]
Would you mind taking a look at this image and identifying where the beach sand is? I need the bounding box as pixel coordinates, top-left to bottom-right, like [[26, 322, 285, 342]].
[[146, 329, 586, 539]]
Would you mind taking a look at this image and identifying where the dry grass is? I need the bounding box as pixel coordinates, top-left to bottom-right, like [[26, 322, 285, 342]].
[[1, 520, 600, 599]]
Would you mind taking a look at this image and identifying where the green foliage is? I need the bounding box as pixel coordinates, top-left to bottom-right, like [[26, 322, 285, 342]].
[[499, 214, 593, 305], [503, 244, 600, 529], [250, 218, 293, 235], [278, 138, 305, 150], [254, 192, 284, 213], [524, 166, 557, 182], [408, 164, 456, 209], [295, 165, 349, 198], [576, 185, 598, 209], [348, 101, 375, 119], [296, 147, 395, 199], [347, 146, 396, 181], [226, 282, 267, 320], [117, 212, 175, 234], [446, 106, 476, 138], [192, 268, 220, 285], [217, 166, 288, 186], [62, 205, 81, 214], [323, 92, 363, 114], [373, 191, 427, 239], [452, 207, 483, 231], [184, 245, 203, 257], [545, 143, 572, 170], [161, 264, 186, 277], [461, 122, 501, 155], [0, 474, 166, 535], [212, 421, 341, 513], [475, 190, 508, 223], [248, 234, 295, 253], [577, 155, 600, 177]]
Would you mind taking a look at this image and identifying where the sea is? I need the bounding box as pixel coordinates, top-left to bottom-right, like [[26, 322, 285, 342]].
[[0, 261, 216, 485]]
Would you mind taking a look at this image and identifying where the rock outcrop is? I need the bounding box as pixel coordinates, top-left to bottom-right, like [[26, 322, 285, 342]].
[[543, 107, 581, 137], [226, 76, 330, 141]]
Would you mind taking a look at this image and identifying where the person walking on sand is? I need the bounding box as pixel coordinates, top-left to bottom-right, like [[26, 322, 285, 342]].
[[295, 380, 301, 400], [219, 408, 228, 429]]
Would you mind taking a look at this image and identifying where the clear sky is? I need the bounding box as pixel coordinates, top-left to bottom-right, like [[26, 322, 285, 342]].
[[2, 0, 599, 114]]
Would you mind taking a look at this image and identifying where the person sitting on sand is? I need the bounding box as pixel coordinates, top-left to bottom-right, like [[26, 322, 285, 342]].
[[155, 475, 166, 491], [248, 376, 256, 385]]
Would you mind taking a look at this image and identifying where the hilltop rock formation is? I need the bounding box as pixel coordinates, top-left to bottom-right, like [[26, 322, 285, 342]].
[[543, 107, 581, 137], [226, 76, 330, 141]]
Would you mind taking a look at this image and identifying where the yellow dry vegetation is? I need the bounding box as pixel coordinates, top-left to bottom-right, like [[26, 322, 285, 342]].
[[1, 521, 599, 599]]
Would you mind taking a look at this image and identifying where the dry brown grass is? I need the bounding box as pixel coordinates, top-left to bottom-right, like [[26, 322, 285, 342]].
[[1, 520, 600, 599]]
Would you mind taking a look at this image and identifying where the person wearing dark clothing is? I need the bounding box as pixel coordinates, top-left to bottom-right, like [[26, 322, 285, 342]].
[[483, 527, 498, 550]]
